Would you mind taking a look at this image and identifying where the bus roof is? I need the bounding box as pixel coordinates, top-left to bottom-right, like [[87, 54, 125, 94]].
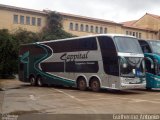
[[21, 34, 136, 46], [36, 34, 136, 44]]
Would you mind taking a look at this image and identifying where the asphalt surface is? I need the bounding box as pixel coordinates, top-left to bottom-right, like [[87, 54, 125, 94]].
[[0, 79, 160, 120]]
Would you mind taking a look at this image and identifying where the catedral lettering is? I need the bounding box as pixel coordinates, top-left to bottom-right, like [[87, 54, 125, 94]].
[[60, 51, 89, 61]]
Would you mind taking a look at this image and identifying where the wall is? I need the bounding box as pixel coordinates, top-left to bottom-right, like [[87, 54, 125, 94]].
[[62, 16, 122, 36]]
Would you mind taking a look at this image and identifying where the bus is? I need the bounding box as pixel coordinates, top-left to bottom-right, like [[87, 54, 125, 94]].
[[19, 34, 146, 91], [139, 39, 160, 90]]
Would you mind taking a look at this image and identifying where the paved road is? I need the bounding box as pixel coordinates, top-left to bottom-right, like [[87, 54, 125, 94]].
[[0, 79, 160, 120]]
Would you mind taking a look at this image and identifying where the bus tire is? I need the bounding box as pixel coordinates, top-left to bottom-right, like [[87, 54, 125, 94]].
[[77, 77, 87, 91], [90, 78, 100, 92], [37, 76, 44, 87], [30, 75, 37, 86]]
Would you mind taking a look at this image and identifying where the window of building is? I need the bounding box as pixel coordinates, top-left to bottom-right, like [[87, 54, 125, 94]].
[[75, 23, 79, 31], [37, 18, 41, 26], [129, 31, 132, 35], [80, 24, 84, 31], [69, 22, 73, 30], [126, 31, 129, 35], [26, 16, 30, 25], [139, 33, 142, 38], [133, 32, 135, 36], [104, 28, 107, 33], [96, 26, 98, 33], [20, 15, 24, 24], [136, 32, 138, 38], [85, 25, 89, 32], [100, 27, 103, 33], [90, 26, 94, 33], [152, 34, 154, 39], [32, 17, 36, 26], [13, 15, 18, 24]]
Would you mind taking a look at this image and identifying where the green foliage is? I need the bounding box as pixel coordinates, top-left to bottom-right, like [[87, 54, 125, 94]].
[[13, 29, 39, 44], [0, 29, 17, 78], [41, 11, 75, 40], [46, 11, 63, 33]]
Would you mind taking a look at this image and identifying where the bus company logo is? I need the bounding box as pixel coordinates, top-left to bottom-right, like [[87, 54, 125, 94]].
[[60, 51, 89, 61]]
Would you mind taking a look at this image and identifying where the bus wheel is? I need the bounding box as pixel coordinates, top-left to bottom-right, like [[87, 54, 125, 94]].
[[30, 76, 37, 86], [90, 78, 100, 92], [37, 76, 44, 87], [77, 77, 87, 91]]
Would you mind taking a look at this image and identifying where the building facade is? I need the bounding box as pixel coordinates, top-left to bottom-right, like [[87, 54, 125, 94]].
[[0, 4, 159, 40], [0, 4, 46, 33]]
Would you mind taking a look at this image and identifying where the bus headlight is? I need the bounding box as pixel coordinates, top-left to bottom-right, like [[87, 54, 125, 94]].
[[122, 63, 128, 68]]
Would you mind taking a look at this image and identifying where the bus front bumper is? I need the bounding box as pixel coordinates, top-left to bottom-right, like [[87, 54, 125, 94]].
[[121, 83, 146, 89]]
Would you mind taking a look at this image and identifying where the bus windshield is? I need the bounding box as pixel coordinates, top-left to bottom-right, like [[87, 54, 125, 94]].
[[114, 37, 142, 53], [149, 41, 160, 54]]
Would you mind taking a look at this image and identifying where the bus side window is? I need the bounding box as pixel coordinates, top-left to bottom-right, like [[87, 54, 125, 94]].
[[98, 36, 119, 76], [46, 37, 97, 53], [139, 40, 151, 53], [78, 38, 97, 51]]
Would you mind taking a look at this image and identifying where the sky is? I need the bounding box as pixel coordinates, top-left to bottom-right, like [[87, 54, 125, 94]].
[[0, 0, 160, 23]]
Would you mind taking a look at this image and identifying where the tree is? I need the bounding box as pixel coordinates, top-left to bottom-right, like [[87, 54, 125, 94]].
[[0, 29, 40, 78], [41, 11, 75, 40], [0, 29, 17, 78], [13, 29, 39, 45]]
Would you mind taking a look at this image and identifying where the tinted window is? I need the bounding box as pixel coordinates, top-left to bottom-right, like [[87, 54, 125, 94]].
[[138, 40, 152, 53], [20, 44, 48, 56], [45, 37, 97, 53], [98, 36, 119, 76], [41, 62, 64, 72]]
